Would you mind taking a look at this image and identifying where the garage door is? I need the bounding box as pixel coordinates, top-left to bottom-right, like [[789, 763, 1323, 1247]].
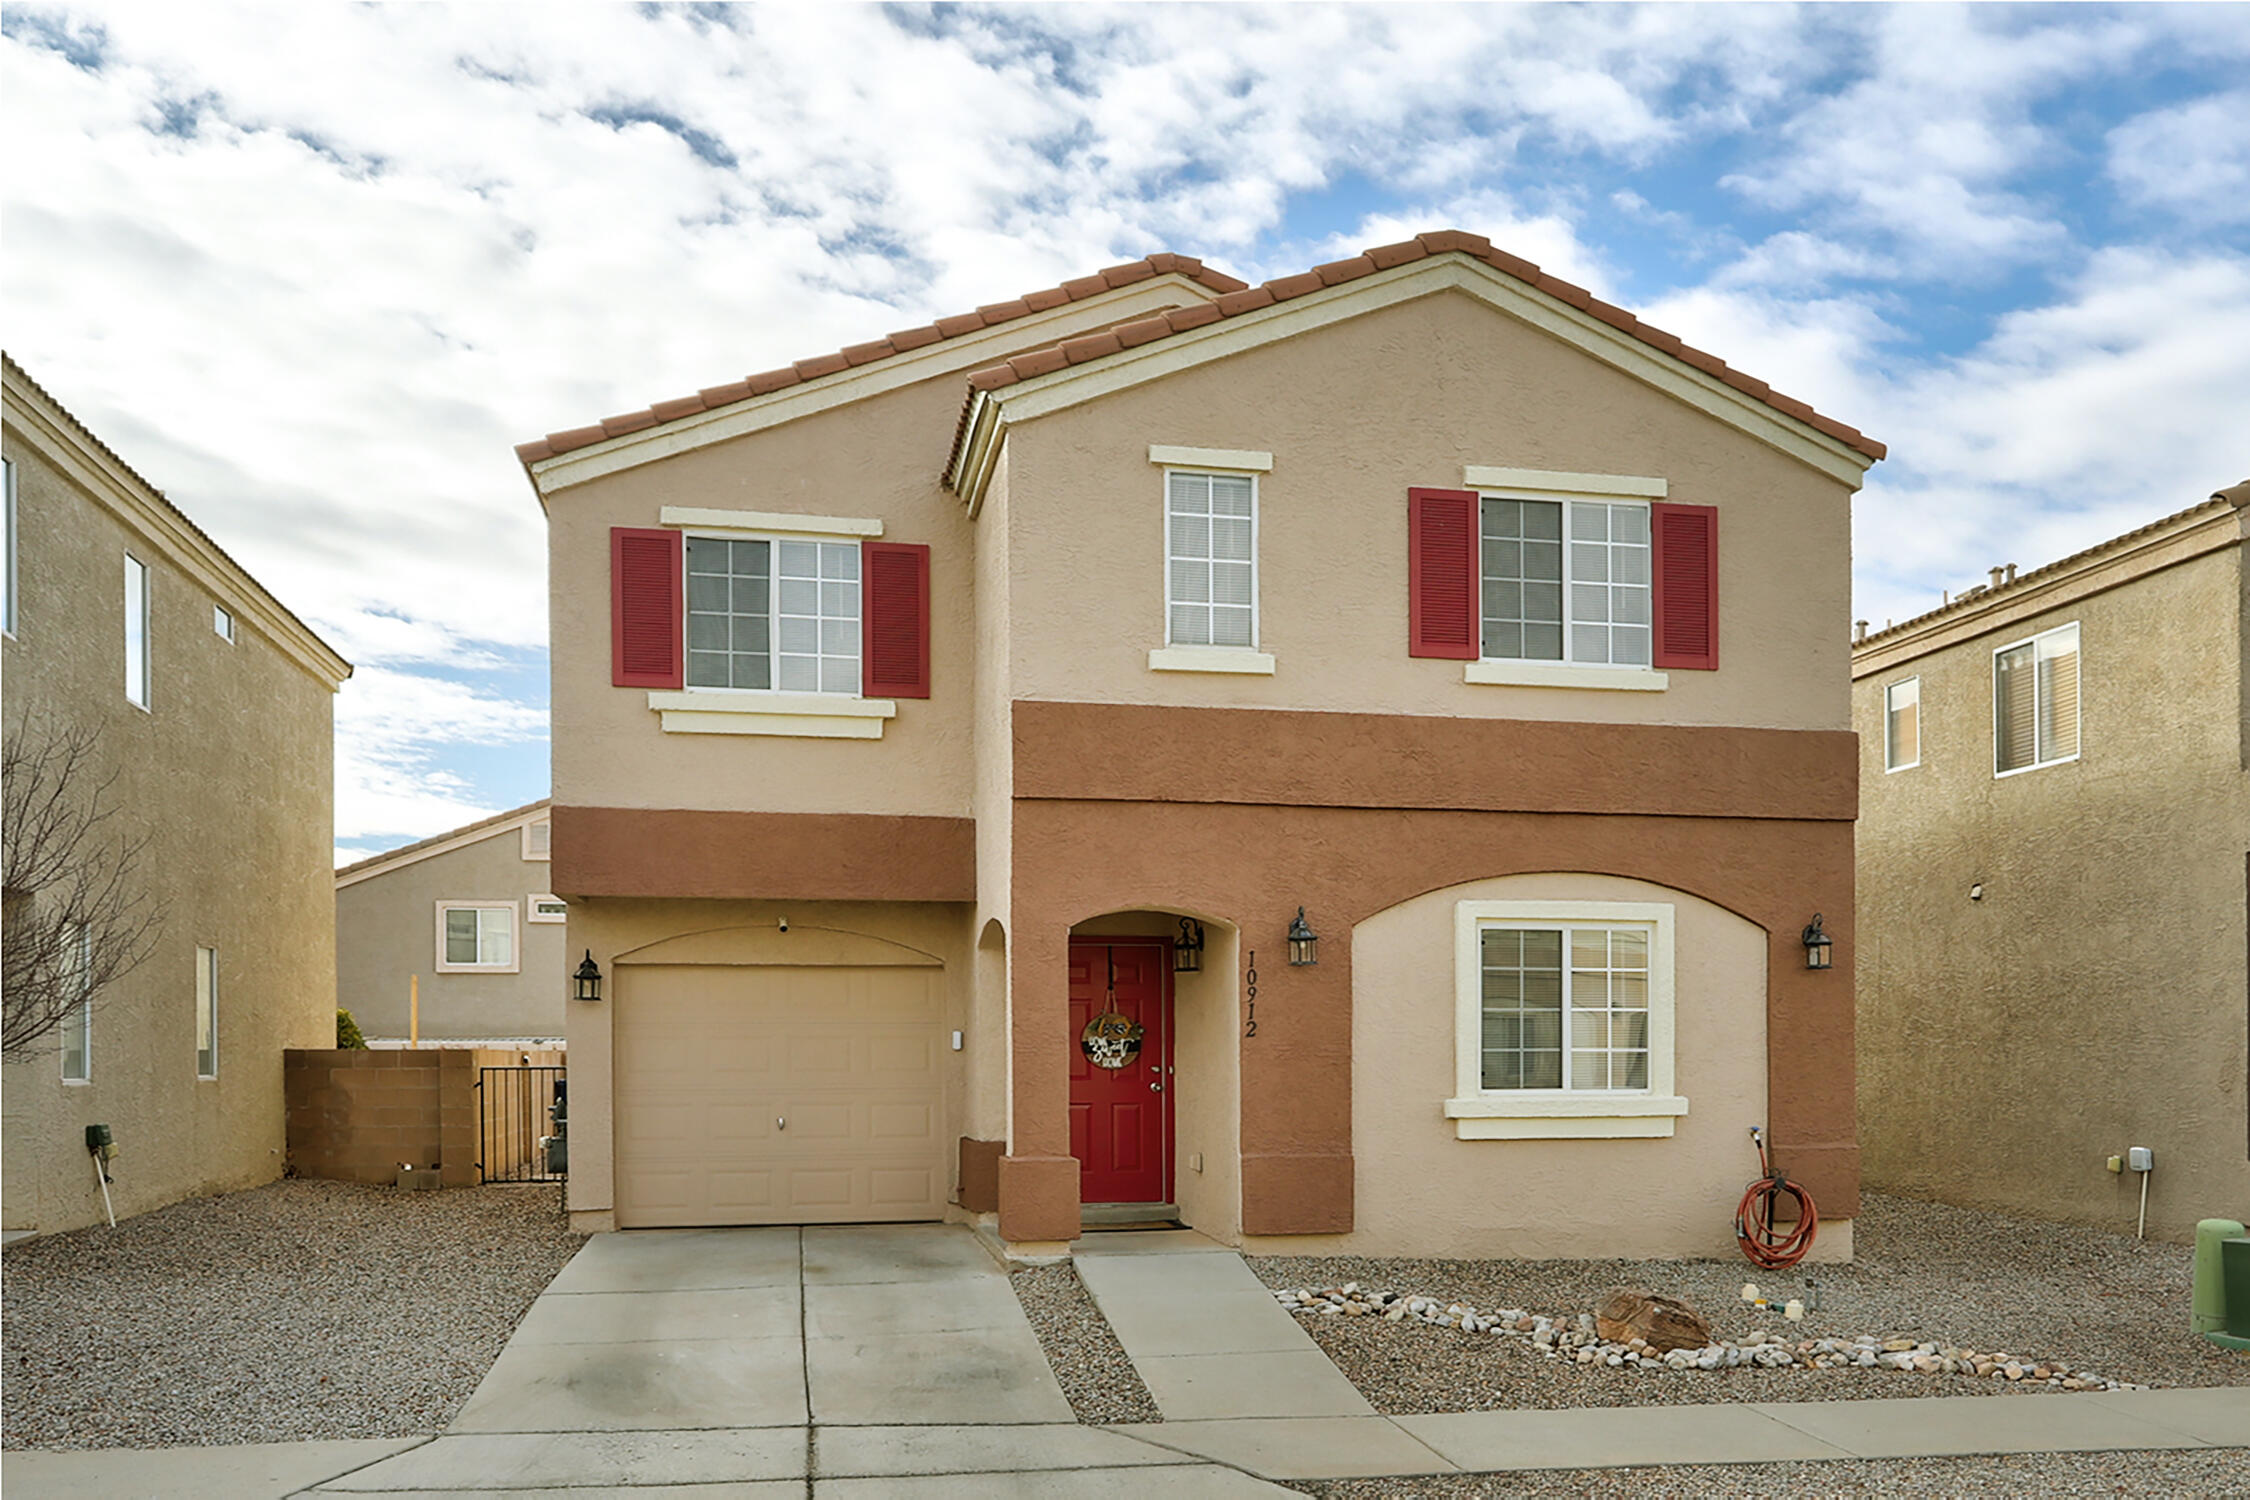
[[614, 964, 947, 1227]]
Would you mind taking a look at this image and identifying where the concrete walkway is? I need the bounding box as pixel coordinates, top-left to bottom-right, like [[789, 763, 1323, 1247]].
[[5, 1224, 2245, 1495]]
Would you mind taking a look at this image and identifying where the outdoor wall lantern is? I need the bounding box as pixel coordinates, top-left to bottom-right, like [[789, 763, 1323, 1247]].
[[1286, 907, 1319, 967], [1800, 915, 1833, 971], [1174, 918, 1205, 974], [573, 950, 604, 1002]]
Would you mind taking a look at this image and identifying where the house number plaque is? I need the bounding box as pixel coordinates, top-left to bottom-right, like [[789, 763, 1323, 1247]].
[[1080, 1011, 1144, 1070]]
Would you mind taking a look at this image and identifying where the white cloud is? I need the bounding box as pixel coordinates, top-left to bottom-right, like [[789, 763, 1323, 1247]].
[[333, 667, 545, 850], [2108, 91, 2250, 226]]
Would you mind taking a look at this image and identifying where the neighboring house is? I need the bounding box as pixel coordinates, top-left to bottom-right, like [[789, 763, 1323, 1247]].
[[519, 230, 1884, 1258], [1853, 485, 2250, 1243], [335, 800, 567, 1045], [1, 354, 351, 1235]]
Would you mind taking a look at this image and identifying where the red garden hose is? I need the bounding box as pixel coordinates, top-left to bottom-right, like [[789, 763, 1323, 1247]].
[[1736, 1126, 1818, 1270]]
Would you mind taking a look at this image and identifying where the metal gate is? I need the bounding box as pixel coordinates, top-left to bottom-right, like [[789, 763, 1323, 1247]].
[[477, 1066, 567, 1184]]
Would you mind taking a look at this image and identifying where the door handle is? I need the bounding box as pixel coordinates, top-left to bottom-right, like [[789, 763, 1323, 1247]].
[[1150, 1081, 1163, 1092]]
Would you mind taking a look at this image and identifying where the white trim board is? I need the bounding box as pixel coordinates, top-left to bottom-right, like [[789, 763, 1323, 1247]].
[[953, 255, 1877, 505], [336, 804, 552, 890], [660, 506, 883, 538]]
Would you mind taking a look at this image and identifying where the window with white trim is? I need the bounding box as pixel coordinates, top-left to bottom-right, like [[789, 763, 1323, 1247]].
[[4, 455, 18, 636], [527, 894, 567, 924], [521, 819, 551, 861], [60, 921, 91, 1084], [1994, 622, 2078, 775], [1165, 470, 1257, 649], [685, 535, 860, 694], [1884, 678, 1920, 771], [124, 554, 151, 708], [1447, 899, 1687, 1139], [436, 901, 519, 973], [195, 946, 218, 1079], [213, 604, 234, 642], [1480, 497, 1650, 666]]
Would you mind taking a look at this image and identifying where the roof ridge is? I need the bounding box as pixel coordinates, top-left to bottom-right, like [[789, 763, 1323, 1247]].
[[334, 797, 552, 879], [951, 230, 1885, 466], [514, 253, 1248, 466], [1852, 492, 2239, 650]]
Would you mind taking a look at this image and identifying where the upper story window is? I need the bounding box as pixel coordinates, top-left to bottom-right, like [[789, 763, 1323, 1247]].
[[4, 455, 17, 636], [195, 946, 219, 1079], [1165, 470, 1257, 650], [436, 900, 519, 973], [61, 921, 91, 1084], [686, 535, 860, 695], [124, 554, 151, 708], [213, 604, 235, 642], [1481, 498, 1651, 667], [1994, 622, 2079, 776], [1884, 678, 1921, 771]]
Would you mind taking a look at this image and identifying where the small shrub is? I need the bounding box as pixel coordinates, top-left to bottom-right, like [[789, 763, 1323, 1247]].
[[336, 1008, 370, 1049]]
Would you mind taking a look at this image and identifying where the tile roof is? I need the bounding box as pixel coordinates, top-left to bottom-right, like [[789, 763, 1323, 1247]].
[[958, 230, 1886, 463], [514, 253, 1248, 466]]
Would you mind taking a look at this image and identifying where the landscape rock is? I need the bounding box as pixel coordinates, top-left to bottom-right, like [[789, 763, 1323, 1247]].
[[1594, 1286, 1715, 1352]]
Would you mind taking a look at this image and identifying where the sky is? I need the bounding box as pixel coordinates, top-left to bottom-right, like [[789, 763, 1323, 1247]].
[[5, 2, 2246, 865]]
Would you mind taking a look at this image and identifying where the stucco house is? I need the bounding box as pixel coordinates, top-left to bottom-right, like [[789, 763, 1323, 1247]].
[[2, 354, 351, 1235], [519, 230, 1883, 1259], [1853, 484, 2249, 1243], [335, 800, 567, 1046]]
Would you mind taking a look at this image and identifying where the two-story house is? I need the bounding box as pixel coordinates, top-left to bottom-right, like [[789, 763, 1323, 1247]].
[[1854, 485, 2250, 1242], [336, 800, 567, 1045], [520, 232, 1883, 1259], [2, 354, 351, 1235]]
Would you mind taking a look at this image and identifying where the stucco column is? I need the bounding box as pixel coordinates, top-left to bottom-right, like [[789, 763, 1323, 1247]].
[[1763, 838, 1859, 1218], [1235, 875, 1357, 1236], [999, 914, 1080, 1242]]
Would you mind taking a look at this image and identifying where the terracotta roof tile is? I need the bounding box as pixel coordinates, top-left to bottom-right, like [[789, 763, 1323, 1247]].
[[1059, 273, 1111, 301], [793, 352, 850, 381], [1112, 315, 1175, 349], [840, 339, 894, 367], [932, 312, 987, 338], [746, 368, 800, 396], [699, 379, 753, 406], [887, 325, 943, 353], [944, 230, 1888, 467], [977, 299, 1032, 323], [601, 410, 658, 438], [1007, 347, 1069, 380], [1022, 287, 1071, 313], [1100, 261, 1156, 289], [649, 394, 709, 423]]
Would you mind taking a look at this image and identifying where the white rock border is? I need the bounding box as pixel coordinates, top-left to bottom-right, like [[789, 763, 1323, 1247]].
[[1271, 1284, 2145, 1391]]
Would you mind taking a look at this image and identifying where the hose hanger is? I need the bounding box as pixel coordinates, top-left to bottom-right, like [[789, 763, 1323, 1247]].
[[1736, 1125, 1818, 1270]]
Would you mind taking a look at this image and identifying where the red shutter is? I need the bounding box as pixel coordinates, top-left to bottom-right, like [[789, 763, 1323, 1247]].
[[1408, 488, 1480, 659], [1651, 503, 1718, 670], [610, 527, 683, 688], [863, 541, 931, 699]]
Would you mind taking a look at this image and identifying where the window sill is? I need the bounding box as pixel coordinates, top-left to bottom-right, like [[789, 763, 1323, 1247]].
[[1147, 646, 1276, 675], [647, 689, 897, 739], [435, 963, 522, 976], [1464, 662, 1668, 692], [1444, 1093, 1689, 1140]]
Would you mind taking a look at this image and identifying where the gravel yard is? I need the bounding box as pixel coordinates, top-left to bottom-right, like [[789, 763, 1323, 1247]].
[[1248, 1192, 2250, 1413], [1284, 1450, 2250, 1498], [2, 1179, 582, 1450], [1010, 1261, 1162, 1424]]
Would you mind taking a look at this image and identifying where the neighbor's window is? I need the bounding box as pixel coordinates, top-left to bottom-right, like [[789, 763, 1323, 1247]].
[[1165, 470, 1257, 649], [60, 922, 91, 1084], [4, 456, 17, 635], [1447, 899, 1686, 1140], [124, 554, 151, 708], [1884, 678, 1921, 772], [195, 946, 218, 1079], [1994, 622, 2079, 775], [685, 535, 860, 694], [527, 894, 567, 924], [1481, 498, 1650, 667], [437, 901, 518, 973], [213, 604, 234, 642]]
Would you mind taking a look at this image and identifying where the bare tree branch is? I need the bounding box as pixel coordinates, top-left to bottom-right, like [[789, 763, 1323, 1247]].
[[3, 712, 166, 1060]]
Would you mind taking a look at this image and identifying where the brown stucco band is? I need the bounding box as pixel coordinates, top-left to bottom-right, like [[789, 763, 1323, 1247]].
[[957, 1137, 1002, 1214], [1012, 702, 1859, 822], [551, 806, 975, 902]]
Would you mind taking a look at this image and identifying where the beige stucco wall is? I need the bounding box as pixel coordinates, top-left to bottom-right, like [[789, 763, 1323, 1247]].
[[970, 450, 1014, 1148], [1, 422, 341, 1234], [998, 288, 1858, 729], [561, 898, 973, 1230], [335, 818, 568, 1041], [1854, 525, 2250, 1242], [1280, 871, 1779, 1260]]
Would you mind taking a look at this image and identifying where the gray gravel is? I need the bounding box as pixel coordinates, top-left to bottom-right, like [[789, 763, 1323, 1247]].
[[1285, 1450, 2250, 1497], [1009, 1261, 1162, 1424], [1248, 1192, 2250, 1412], [2, 1178, 582, 1450]]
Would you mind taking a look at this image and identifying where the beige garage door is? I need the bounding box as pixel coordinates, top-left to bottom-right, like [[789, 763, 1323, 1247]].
[[614, 964, 947, 1228]]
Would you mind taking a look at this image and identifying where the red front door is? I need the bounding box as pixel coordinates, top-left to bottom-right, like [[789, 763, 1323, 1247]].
[[1068, 939, 1172, 1205]]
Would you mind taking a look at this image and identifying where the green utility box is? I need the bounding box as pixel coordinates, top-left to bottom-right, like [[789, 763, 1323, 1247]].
[[2225, 1237, 2250, 1339], [2195, 1219, 2250, 1350]]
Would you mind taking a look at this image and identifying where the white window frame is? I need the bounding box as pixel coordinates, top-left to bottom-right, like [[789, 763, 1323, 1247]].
[[4, 455, 18, 638], [1884, 677, 1921, 772], [1150, 450, 1275, 675], [435, 900, 520, 974], [213, 604, 234, 643], [1462, 468, 1669, 692], [521, 819, 551, 861], [195, 946, 219, 1080], [1992, 621, 2081, 778], [124, 553, 151, 710], [527, 893, 567, 925], [60, 921, 91, 1085], [1445, 899, 1688, 1140]]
